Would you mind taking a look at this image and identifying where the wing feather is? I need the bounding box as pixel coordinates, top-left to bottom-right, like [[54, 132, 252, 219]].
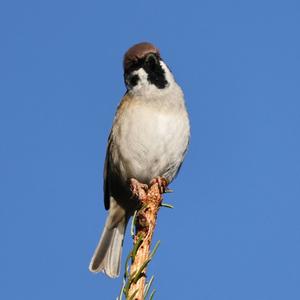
[[103, 133, 113, 210]]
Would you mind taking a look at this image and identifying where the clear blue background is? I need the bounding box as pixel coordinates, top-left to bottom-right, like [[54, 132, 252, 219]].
[[1, 0, 300, 299]]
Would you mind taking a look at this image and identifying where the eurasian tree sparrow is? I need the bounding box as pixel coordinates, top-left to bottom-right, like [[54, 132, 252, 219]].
[[89, 42, 190, 278]]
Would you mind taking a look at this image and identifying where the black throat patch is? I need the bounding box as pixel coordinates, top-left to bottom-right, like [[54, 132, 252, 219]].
[[124, 53, 169, 89]]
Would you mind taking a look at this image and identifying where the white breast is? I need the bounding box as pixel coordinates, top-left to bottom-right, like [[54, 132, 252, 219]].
[[111, 87, 190, 184]]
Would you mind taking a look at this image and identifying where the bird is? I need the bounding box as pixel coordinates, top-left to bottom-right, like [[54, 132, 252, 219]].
[[89, 42, 190, 278]]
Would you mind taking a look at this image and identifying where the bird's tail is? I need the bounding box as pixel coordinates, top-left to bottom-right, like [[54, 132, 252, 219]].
[[89, 206, 127, 278]]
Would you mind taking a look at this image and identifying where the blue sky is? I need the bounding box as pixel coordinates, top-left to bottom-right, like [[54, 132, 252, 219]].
[[1, 0, 300, 299]]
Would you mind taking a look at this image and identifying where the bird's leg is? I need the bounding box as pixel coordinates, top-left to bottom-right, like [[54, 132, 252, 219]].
[[129, 178, 148, 200], [150, 176, 168, 194]]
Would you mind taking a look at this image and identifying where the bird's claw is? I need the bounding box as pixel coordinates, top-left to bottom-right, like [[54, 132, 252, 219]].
[[150, 177, 168, 194], [130, 178, 148, 200]]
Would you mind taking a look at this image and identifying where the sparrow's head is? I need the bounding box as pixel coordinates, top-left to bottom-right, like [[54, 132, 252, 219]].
[[123, 42, 174, 93]]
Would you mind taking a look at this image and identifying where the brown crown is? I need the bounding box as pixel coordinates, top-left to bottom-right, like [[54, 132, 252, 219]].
[[123, 42, 160, 72]]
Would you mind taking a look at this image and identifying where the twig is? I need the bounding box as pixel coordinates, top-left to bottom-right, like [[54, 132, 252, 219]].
[[127, 181, 163, 300]]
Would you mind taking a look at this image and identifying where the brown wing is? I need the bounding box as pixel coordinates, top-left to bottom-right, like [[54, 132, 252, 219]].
[[103, 93, 132, 210], [103, 132, 112, 210]]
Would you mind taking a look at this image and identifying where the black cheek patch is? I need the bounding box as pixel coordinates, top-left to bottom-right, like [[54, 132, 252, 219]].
[[125, 74, 140, 88], [129, 74, 139, 87], [144, 60, 168, 89]]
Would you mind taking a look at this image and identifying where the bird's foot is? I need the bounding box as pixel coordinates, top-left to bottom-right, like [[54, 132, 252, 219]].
[[130, 178, 148, 200], [150, 177, 169, 194]]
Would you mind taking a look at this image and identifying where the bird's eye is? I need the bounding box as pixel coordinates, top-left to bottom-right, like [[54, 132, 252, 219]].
[[145, 53, 158, 69]]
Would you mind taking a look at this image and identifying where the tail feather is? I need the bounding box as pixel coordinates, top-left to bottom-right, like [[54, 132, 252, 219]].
[[89, 211, 127, 278]]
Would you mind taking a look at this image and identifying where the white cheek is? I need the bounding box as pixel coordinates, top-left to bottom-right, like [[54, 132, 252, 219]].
[[159, 61, 175, 85], [132, 68, 148, 89], [130, 68, 157, 96], [129, 62, 176, 97]]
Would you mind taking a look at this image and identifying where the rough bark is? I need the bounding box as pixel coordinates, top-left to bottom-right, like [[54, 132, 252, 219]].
[[128, 182, 163, 300]]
